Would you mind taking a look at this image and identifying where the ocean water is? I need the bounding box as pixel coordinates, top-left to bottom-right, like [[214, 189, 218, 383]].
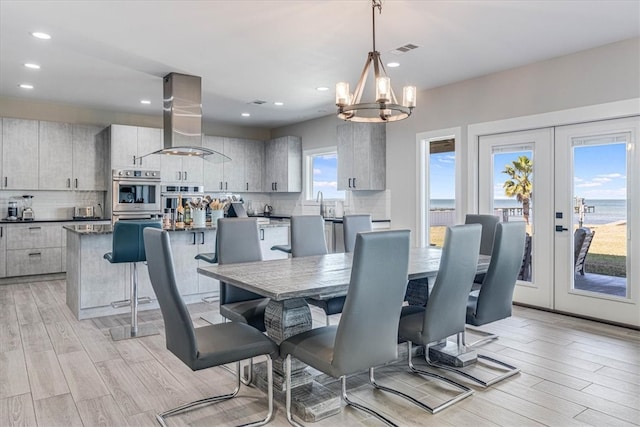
[[430, 199, 626, 225]]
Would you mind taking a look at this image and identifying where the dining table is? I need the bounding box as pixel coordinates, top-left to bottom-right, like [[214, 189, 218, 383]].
[[197, 246, 490, 422]]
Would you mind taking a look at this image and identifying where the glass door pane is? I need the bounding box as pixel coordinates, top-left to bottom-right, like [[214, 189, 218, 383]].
[[429, 138, 455, 247]]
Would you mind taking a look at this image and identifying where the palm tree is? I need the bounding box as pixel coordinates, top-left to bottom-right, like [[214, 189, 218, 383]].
[[502, 155, 533, 224]]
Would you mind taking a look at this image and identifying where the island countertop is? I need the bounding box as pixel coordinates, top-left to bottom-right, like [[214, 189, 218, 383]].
[[63, 221, 288, 235]]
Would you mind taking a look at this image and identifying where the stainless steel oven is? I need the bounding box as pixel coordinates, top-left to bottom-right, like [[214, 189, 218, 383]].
[[111, 169, 161, 222]]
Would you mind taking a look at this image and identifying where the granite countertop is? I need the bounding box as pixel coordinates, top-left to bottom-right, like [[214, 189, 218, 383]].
[[64, 221, 288, 235], [1, 217, 109, 224]]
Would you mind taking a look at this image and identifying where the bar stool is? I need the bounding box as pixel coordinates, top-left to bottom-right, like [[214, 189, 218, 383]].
[[104, 220, 162, 341]]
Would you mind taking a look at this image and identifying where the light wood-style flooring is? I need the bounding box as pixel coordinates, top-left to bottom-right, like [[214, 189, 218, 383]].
[[1, 278, 639, 426]]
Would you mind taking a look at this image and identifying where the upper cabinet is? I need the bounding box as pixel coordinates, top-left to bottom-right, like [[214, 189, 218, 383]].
[[337, 123, 386, 191], [72, 125, 107, 191], [202, 136, 264, 192], [160, 129, 204, 187], [264, 136, 302, 192], [109, 125, 162, 171], [2, 118, 39, 190]]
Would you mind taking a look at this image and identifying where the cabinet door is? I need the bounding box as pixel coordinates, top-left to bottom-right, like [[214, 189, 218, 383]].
[[73, 125, 107, 191], [161, 154, 183, 184], [110, 125, 138, 170], [337, 124, 354, 191], [136, 127, 162, 170], [244, 140, 263, 192], [182, 156, 203, 185], [202, 135, 224, 191], [223, 138, 245, 192], [260, 226, 289, 260], [263, 139, 276, 191], [2, 118, 39, 190], [352, 124, 372, 190], [197, 229, 219, 294], [39, 121, 73, 190]]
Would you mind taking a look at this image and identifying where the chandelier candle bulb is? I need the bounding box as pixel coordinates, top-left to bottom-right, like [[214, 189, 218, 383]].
[[375, 76, 391, 103], [403, 86, 417, 108], [336, 82, 350, 107]]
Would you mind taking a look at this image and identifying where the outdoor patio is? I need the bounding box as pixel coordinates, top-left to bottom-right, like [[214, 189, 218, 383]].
[[574, 272, 627, 297]]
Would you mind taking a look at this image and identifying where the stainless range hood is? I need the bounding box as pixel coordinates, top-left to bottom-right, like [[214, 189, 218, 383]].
[[139, 72, 229, 162]]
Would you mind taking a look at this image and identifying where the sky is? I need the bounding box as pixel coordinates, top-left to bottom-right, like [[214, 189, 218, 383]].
[[312, 153, 344, 199], [429, 142, 627, 201]]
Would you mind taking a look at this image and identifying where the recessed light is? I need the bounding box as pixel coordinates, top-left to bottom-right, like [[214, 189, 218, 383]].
[[316, 87, 329, 92], [24, 63, 41, 69], [140, 100, 151, 105], [387, 62, 400, 68], [241, 113, 251, 117], [31, 32, 51, 40], [274, 102, 284, 106], [19, 84, 34, 89]]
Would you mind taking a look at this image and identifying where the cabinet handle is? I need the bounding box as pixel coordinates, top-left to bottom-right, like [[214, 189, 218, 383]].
[[246, 182, 249, 191], [4, 177, 7, 187], [132, 155, 136, 166], [275, 182, 278, 191], [29, 226, 42, 230], [271, 182, 274, 191], [184, 171, 188, 181], [200, 232, 205, 245], [74, 178, 78, 188], [225, 182, 228, 191], [67, 178, 71, 188], [353, 177, 356, 188], [29, 252, 42, 257], [260, 228, 264, 240], [220, 181, 223, 190], [191, 232, 197, 245], [177, 171, 182, 181], [1, 226, 3, 238], [348, 178, 352, 188]]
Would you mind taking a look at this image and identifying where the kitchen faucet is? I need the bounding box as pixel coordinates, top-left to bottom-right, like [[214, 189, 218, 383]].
[[316, 191, 324, 218]]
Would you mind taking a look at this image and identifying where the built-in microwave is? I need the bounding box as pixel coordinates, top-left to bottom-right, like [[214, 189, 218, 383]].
[[111, 169, 161, 220]]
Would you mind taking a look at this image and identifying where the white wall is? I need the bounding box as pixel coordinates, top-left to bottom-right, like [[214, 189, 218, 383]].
[[273, 37, 640, 244]]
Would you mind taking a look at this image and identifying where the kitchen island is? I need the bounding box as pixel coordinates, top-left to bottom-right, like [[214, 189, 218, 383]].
[[64, 221, 289, 320]]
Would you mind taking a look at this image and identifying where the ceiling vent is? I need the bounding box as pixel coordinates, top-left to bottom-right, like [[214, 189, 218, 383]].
[[250, 99, 267, 105], [390, 43, 419, 55]]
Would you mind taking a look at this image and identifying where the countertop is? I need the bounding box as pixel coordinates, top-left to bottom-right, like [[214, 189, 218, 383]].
[[0, 217, 109, 224], [64, 221, 289, 235], [249, 214, 390, 223]]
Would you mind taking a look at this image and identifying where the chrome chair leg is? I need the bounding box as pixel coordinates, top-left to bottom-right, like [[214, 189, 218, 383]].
[[341, 375, 398, 427], [156, 357, 274, 427], [425, 336, 519, 388], [373, 342, 474, 414], [463, 327, 499, 348]]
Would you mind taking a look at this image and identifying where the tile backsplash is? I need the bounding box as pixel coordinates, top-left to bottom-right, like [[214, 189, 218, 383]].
[[0, 191, 106, 220]]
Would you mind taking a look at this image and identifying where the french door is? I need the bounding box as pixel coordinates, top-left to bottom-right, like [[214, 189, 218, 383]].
[[479, 117, 639, 327]]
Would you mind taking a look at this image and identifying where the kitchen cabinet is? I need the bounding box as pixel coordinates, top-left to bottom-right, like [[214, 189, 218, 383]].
[[109, 125, 162, 171], [2, 118, 39, 190], [6, 223, 63, 276], [72, 125, 107, 191], [337, 122, 386, 191], [161, 153, 203, 186], [38, 122, 107, 191], [38, 121, 73, 190], [202, 136, 263, 192], [264, 136, 302, 192], [259, 226, 289, 260]]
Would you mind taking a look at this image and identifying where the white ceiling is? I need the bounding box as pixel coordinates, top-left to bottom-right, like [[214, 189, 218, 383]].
[[1, 0, 639, 129]]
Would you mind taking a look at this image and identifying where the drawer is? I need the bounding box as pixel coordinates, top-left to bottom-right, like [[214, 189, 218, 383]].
[[7, 224, 62, 249], [7, 248, 63, 276]]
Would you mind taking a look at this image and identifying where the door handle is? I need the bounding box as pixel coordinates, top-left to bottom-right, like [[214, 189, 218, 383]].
[[555, 225, 568, 232]]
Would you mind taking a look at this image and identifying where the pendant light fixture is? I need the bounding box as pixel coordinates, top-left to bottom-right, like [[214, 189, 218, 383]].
[[336, 0, 416, 122]]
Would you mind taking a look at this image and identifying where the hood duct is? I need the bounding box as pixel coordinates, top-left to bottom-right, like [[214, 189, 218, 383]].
[[139, 72, 229, 162]]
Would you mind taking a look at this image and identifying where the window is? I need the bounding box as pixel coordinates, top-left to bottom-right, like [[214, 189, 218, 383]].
[[304, 148, 345, 200]]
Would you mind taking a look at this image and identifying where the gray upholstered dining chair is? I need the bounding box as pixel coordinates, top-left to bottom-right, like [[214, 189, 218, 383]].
[[143, 228, 277, 427], [290, 215, 328, 257], [280, 229, 410, 427], [343, 214, 372, 253], [217, 218, 269, 332], [373, 224, 480, 415], [465, 214, 499, 286], [460, 221, 526, 387]]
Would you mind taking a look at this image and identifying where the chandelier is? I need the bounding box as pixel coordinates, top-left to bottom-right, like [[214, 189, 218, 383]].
[[336, 0, 416, 122]]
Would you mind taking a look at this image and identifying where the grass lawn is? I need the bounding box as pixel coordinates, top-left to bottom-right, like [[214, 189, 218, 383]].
[[429, 222, 627, 277]]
